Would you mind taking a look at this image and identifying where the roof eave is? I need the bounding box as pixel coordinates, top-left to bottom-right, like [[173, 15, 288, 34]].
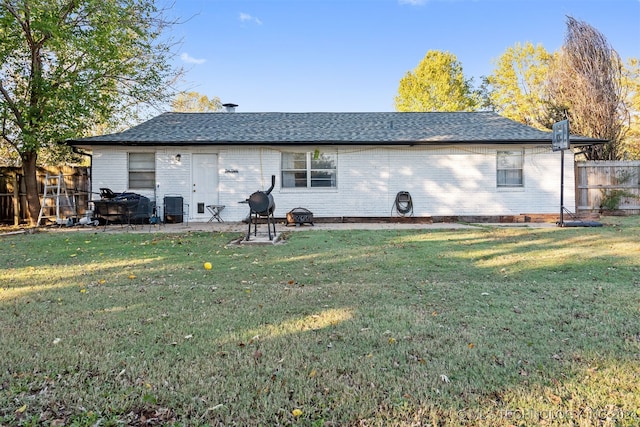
[[67, 138, 606, 147]]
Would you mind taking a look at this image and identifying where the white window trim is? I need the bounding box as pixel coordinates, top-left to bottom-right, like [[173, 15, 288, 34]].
[[128, 152, 156, 190], [496, 150, 524, 189], [281, 151, 338, 189]]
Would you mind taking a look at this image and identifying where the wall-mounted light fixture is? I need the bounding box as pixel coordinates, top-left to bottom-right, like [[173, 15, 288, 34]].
[[175, 154, 181, 162]]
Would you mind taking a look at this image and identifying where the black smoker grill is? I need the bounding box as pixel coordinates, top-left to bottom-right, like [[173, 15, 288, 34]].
[[246, 175, 276, 241]]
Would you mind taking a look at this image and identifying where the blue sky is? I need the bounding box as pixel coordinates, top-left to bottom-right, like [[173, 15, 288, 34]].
[[166, 0, 640, 112]]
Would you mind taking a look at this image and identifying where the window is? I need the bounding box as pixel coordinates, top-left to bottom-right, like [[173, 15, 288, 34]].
[[281, 151, 337, 188], [128, 152, 155, 189], [497, 150, 523, 187]]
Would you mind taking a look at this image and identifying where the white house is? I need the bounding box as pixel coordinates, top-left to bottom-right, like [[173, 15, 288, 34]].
[[68, 111, 604, 223]]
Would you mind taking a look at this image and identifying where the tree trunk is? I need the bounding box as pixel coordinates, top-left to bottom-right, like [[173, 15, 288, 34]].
[[22, 151, 40, 226]]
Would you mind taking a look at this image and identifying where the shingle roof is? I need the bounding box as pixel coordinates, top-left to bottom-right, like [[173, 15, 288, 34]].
[[68, 111, 605, 146]]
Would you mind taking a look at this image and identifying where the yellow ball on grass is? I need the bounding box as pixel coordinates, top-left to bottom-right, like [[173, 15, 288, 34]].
[[203, 262, 212, 270]]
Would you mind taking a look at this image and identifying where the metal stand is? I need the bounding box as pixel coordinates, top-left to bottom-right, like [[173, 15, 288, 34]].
[[207, 204, 225, 222], [559, 149, 565, 227], [246, 211, 276, 241]]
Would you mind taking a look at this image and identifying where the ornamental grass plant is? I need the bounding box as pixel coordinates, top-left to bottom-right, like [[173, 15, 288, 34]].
[[1, 217, 639, 426]]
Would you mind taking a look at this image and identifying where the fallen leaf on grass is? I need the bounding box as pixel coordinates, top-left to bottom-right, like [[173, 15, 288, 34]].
[[546, 391, 562, 405], [16, 404, 27, 413]]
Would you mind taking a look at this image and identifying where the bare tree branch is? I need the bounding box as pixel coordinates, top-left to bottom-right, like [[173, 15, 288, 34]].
[[548, 16, 629, 160]]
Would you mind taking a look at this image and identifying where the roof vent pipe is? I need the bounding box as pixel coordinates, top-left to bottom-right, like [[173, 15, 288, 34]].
[[222, 103, 238, 113]]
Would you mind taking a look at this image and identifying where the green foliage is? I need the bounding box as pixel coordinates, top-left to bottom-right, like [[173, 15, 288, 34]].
[[395, 50, 479, 112], [1, 0, 175, 154], [598, 168, 639, 210], [483, 21, 640, 161], [485, 42, 555, 130], [0, 0, 180, 221], [599, 189, 637, 210]]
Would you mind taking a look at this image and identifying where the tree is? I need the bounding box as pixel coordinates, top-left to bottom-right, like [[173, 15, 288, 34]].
[[395, 50, 478, 112], [484, 42, 556, 130], [547, 16, 628, 160], [0, 0, 181, 225], [619, 58, 640, 159], [172, 92, 222, 112]]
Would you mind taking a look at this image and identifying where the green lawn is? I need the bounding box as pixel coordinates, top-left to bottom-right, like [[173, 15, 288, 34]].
[[1, 218, 639, 426]]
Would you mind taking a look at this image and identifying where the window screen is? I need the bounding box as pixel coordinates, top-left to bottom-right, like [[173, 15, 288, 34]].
[[128, 153, 155, 189], [497, 150, 523, 187]]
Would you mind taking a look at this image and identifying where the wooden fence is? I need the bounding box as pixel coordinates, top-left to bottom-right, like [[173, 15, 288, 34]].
[[0, 166, 90, 225], [576, 161, 640, 214]]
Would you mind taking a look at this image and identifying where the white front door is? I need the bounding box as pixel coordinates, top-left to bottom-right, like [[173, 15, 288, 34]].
[[191, 154, 219, 221]]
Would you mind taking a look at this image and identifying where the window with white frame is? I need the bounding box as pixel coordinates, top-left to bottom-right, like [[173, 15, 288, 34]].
[[128, 152, 155, 189], [281, 151, 337, 188], [496, 150, 524, 187]]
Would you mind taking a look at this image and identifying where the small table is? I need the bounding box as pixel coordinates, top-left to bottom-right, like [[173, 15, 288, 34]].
[[207, 205, 225, 222]]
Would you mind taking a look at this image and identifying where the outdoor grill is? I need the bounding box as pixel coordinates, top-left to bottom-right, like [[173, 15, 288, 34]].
[[246, 175, 276, 240]]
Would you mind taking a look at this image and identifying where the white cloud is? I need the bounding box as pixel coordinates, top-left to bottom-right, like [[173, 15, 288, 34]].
[[180, 52, 206, 65], [239, 12, 262, 25]]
